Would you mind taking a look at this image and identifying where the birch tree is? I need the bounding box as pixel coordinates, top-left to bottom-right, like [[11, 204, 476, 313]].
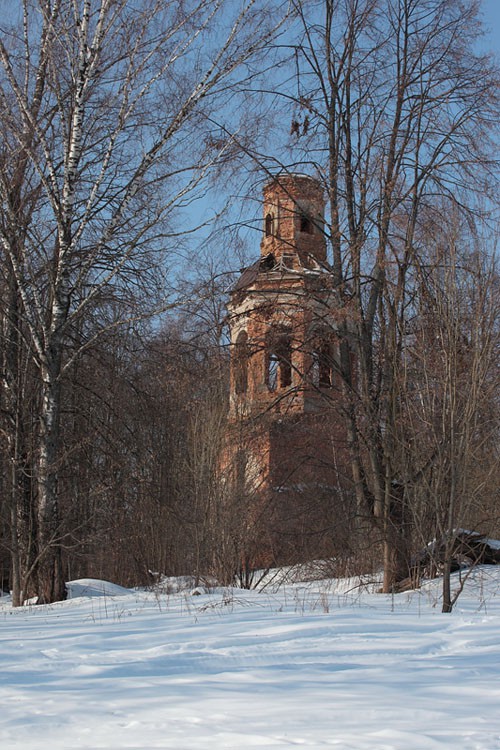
[[0, 0, 287, 603]]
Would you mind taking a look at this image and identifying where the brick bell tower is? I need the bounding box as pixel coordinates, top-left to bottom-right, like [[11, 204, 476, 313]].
[[224, 173, 350, 567]]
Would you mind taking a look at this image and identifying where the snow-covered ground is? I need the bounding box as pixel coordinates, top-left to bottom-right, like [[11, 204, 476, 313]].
[[1, 568, 500, 749]]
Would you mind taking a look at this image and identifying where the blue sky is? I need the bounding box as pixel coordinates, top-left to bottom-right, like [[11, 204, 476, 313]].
[[481, 0, 500, 56]]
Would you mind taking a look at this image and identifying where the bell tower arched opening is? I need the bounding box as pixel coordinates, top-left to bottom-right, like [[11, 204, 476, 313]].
[[235, 330, 249, 395], [300, 213, 313, 234], [266, 328, 292, 391]]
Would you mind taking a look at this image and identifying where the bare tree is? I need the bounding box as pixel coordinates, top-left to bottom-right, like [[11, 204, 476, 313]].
[[0, 0, 288, 603], [395, 218, 500, 610], [254, 0, 499, 590]]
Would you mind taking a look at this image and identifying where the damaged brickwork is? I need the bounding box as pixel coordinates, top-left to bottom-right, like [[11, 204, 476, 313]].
[[223, 174, 354, 568]]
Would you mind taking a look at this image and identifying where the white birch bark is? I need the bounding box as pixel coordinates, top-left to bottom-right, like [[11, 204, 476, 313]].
[[0, 0, 288, 602]]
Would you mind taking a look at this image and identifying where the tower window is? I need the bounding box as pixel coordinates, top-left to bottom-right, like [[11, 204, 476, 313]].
[[235, 330, 249, 395], [268, 353, 279, 392], [300, 214, 313, 234], [267, 329, 292, 391], [310, 336, 334, 388], [265, 213, 274, 237]]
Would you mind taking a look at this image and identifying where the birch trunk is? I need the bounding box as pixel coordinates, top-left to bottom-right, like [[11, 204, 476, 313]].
[[0, 0, 286, 601], [36, 354, 66, 603]]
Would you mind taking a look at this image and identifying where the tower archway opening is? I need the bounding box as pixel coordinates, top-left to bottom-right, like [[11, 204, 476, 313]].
[[300, 213, 313, 234], [266, 328, 292, 391], [309, 332, 334, 388], [235, 330, 249, 395]]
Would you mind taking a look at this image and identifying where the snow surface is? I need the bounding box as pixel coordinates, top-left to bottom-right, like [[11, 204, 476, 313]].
[[1, 570, 500, 749]]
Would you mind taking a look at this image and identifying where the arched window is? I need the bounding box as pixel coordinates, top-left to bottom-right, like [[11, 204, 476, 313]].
[[310, 335, 333, 388], [300, 214, 313, 234], [265, 213, 274, 237], [268, 352, 279, 391], [267, 329, 292, 391], [235, 330, 249, 395]]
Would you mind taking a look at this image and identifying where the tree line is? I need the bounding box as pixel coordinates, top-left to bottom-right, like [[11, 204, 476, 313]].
[[0, 0, 498, 610]]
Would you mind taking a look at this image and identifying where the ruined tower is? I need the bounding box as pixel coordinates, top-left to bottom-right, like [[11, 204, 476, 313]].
[[225, 174, 350, 567]]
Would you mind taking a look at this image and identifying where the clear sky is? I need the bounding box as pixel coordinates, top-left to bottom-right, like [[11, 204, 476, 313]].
[[481, 0, 500, 58]]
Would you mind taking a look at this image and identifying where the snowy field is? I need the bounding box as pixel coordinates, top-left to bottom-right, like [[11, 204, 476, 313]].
[[1, 569, 500, 749]]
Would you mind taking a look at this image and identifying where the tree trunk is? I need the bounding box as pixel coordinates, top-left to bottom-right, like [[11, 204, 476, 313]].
[[382, 480, 409, 593], [9, 460, 21, 607], [36, 360, 66, 604], [442, 558, 453, 613]]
